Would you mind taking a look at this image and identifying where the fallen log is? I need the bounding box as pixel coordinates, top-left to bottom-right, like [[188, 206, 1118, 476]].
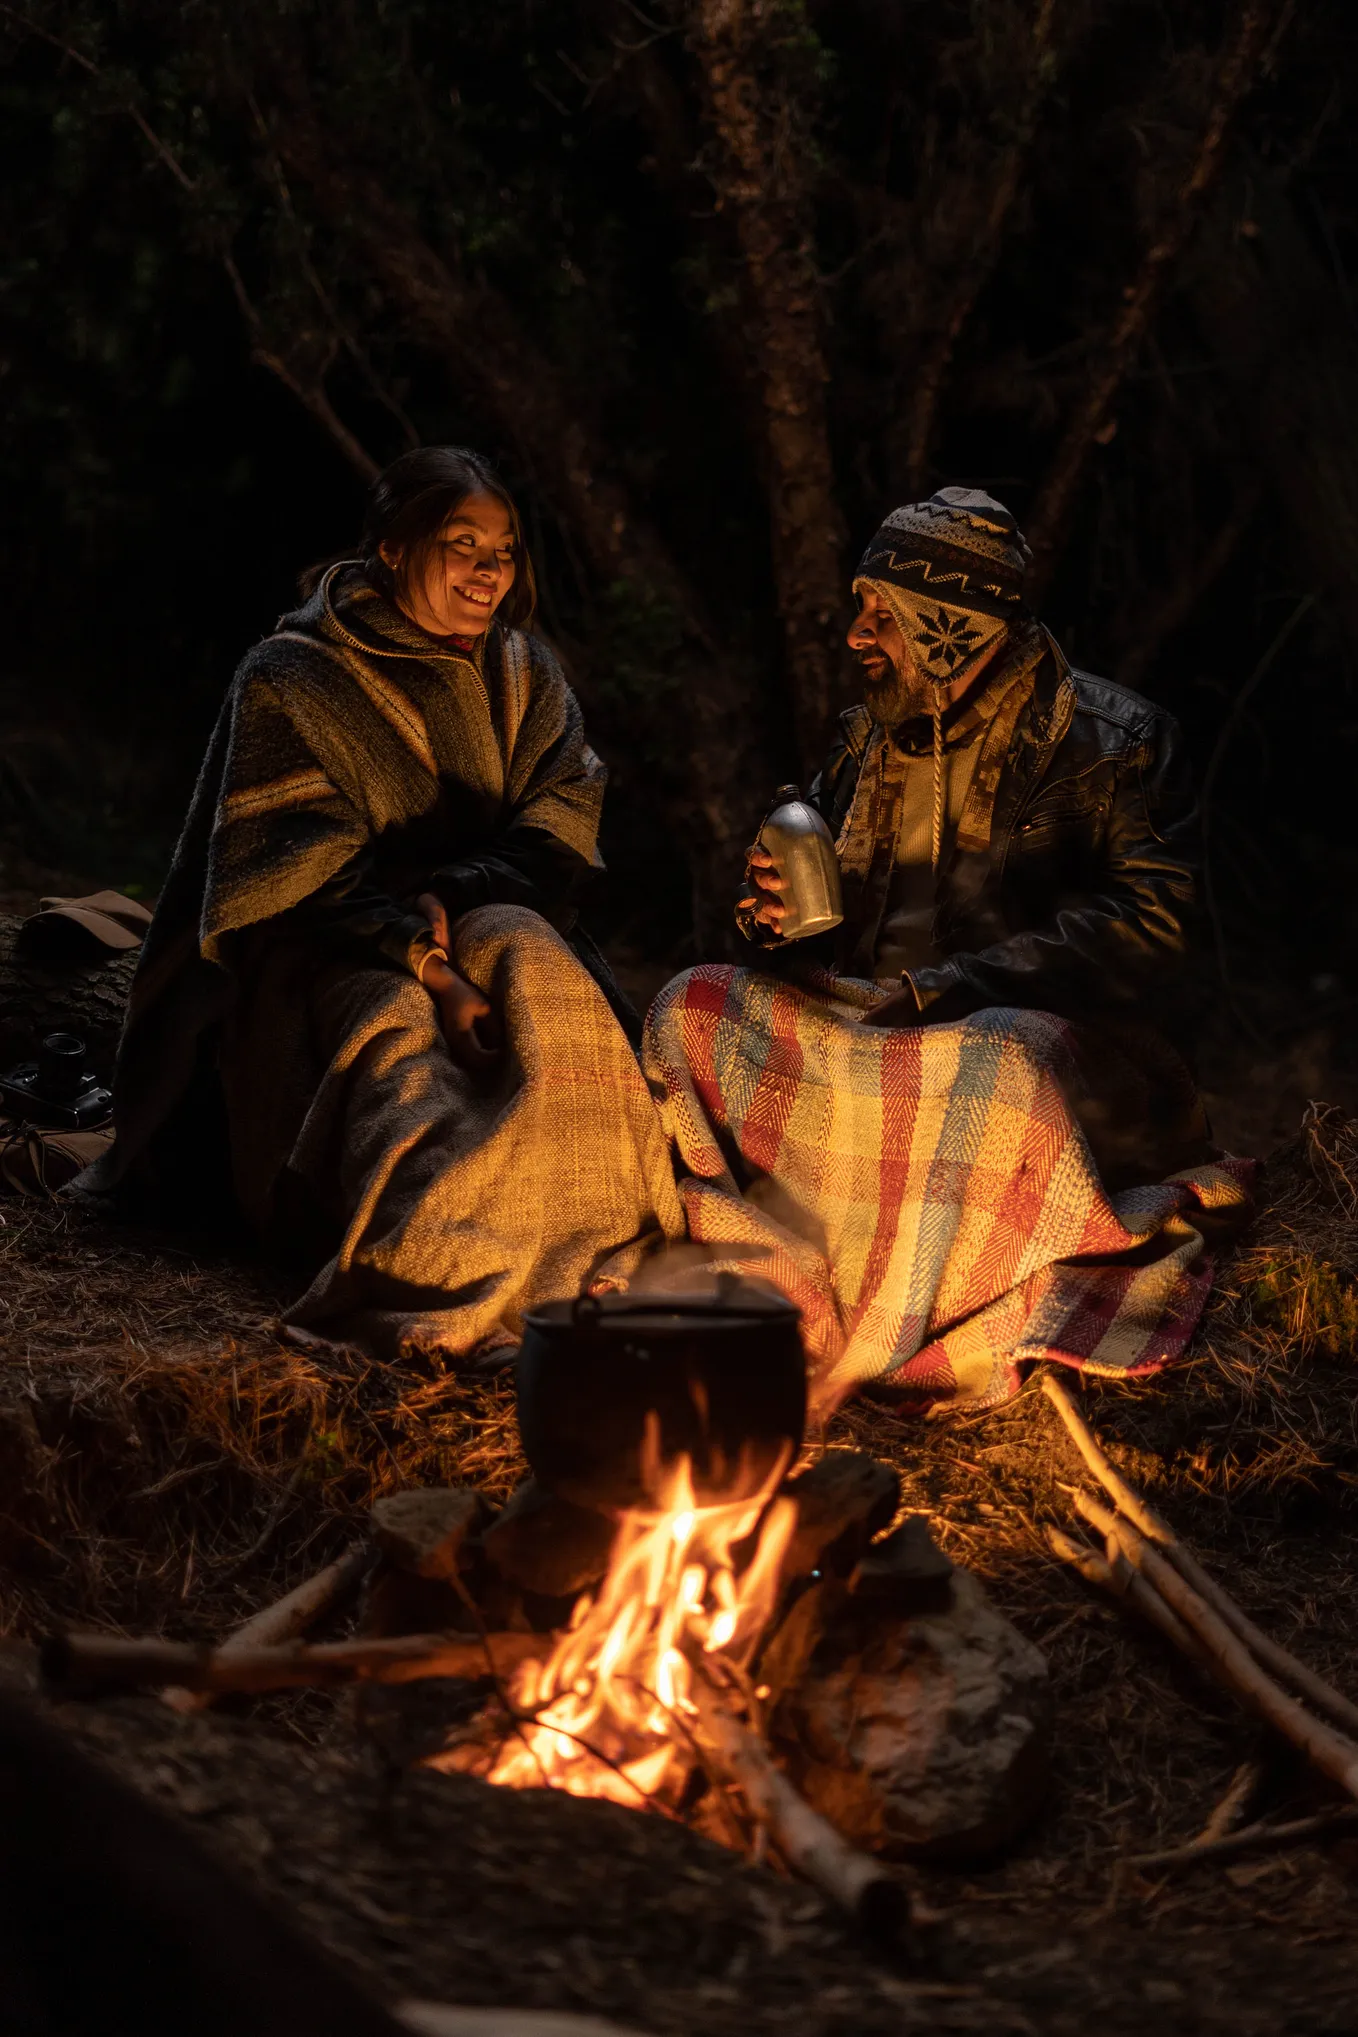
[[0, 912, 136, 1075], [1043, 1372, 1358, 1740], [44, 1626, 542, 1698], [687, 1670, 909, 1939]]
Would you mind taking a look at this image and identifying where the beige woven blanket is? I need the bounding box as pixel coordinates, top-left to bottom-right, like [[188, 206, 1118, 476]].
[[269, 906, 684, 1359]]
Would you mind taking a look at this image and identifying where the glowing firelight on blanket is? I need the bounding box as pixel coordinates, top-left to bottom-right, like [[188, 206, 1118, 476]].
[[486, 1423, 798, 1805]]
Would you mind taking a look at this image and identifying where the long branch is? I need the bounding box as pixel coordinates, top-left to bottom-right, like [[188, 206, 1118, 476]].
[[0, 7, 383, 482], [43, 1627, 542, 1696], [1043, 1372, 1358, 1739], [1071, 1488, 1358, 1801], [903, 0, 1062, 493], [1025, 1, 1286, 599]]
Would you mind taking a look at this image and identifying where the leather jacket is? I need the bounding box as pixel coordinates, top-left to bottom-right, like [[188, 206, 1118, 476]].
[[741, 627, 1199, 1030]]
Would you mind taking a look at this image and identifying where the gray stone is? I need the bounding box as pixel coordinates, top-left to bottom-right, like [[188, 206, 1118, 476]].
[[774, 1567, 1051, 1863], [370, 1489, 483, 1580]]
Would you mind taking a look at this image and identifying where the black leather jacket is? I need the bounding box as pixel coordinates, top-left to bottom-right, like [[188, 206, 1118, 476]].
[[742, 630, 1198, 1030]]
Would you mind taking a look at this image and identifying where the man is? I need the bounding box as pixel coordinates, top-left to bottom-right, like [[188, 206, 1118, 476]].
[[642, 487, 1246, 1411], [740, 485, 1205, 1182]]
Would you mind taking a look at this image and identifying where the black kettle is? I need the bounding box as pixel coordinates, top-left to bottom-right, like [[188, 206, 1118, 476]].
[[516, 1281, 805, 1513]]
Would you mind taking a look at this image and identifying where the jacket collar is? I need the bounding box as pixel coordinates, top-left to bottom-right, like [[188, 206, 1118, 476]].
[[287, 562, 490, 673]]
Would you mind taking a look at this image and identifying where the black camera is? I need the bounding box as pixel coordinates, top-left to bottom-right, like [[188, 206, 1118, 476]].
[[0, 1032, 113, 1130]]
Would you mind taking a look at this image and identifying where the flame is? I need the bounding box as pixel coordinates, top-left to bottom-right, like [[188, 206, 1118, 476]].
[[483, 1436, 796, 1806]]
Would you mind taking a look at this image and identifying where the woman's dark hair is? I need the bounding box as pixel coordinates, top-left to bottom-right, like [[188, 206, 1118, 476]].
[[304, 446, 537, 629]]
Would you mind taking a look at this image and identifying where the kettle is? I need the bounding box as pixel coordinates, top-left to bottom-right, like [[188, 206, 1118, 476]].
[[516, 1283, 806, 1512], [756, 785, 844, 941]]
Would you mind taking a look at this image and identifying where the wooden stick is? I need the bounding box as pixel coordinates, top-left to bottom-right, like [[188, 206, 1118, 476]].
[[1044, 1372, 1358, 1741], [44, 1627, 542, 1697], [1044, 1525, 1210, 1670], [1070, 1489, 1358, 1800], [687, 1673, 909, 1938], [1197, 1759, 1264, 1845], [1128, 1802, 1358, 1875], [163, 1543, 373, 1713]]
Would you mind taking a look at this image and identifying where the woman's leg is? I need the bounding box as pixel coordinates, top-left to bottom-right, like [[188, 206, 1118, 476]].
[[268, 906, 683, 1358]]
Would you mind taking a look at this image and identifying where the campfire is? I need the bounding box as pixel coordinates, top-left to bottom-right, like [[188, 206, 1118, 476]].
[[476, 1427, 797, 1807], [40, 1283, 1017, 1938]]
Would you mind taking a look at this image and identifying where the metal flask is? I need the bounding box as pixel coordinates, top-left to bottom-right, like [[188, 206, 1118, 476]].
[[757, 786, 844, 941]]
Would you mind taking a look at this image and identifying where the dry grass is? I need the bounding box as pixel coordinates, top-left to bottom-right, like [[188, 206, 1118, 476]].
[[3, 1106, 1358, 1946], [0, 1204, 527, 1643]]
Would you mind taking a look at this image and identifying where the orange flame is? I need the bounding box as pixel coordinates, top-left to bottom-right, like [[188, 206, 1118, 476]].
[[484, 1426, 796, 1806]]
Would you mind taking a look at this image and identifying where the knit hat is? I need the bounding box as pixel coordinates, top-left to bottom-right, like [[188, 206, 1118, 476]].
[[854, 487, 1032, 689]]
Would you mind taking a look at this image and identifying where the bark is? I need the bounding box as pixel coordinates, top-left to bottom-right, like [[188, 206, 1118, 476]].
[[687, 0, 846, 767], [1188, 160, 1358, 659], [1025, 2, 1286, 602], [0, 915, 135, 1077]]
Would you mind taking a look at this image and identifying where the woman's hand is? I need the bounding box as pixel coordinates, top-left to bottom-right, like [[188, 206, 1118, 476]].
[[738, 845, 788, 932], [416, 890, 500, 1071], [422, 955, 501, 1070]]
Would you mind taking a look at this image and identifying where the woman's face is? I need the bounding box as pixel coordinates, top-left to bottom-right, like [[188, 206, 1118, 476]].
[[382, 491, 517, 638]]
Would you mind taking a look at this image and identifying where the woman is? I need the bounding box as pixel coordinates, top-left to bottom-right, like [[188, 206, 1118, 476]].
[[87, 447, 683, 1359]]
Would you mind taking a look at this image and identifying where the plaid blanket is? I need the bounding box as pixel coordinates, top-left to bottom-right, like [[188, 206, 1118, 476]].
[[644, 965, 1253, 1410]]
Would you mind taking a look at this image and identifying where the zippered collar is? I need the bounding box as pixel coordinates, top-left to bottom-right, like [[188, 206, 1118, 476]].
[[309, 561, 490, 675]]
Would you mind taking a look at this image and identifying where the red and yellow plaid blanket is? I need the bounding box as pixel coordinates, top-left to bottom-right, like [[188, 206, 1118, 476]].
[[644, 966, 1254, 1410]]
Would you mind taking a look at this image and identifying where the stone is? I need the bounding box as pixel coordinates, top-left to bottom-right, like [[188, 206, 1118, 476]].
[[370, 1488, 484, 1580], [779, 1451, 900, 1583], [481, 1480, 617, 1598], [849, 1515, 955, 1615], [774, 1567, 1051, 1863]]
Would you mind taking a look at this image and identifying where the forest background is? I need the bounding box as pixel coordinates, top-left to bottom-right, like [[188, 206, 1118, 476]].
[[2, 0, 1357, 1147]]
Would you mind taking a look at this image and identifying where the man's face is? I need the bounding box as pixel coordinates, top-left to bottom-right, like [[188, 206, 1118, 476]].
[[847, 591, 930, 725]]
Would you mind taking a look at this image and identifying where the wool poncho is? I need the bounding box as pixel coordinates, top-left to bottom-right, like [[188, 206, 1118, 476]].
[[88, 564, 606, 1200]]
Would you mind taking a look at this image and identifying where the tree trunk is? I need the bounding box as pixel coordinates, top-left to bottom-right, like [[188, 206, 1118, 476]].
[[688, 0, 846, 770], [1188, 160, 1358, 658], [0, 917, 135, 1078]]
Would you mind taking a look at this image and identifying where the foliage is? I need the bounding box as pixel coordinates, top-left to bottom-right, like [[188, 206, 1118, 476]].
[[2, 0, 1358, 971]]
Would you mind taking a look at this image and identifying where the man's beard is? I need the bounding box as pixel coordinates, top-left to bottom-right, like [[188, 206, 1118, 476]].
[[859, 655, 936, 729]]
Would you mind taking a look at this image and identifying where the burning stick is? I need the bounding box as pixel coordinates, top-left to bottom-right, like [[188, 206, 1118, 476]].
[[687, 1671, 909, 1938], [1043, 1372, 1358, 1739], [43, 1627, 542, 1697]]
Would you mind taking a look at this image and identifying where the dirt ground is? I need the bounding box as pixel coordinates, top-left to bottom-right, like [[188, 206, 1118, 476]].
[[5, 1104, 1358, 2032]]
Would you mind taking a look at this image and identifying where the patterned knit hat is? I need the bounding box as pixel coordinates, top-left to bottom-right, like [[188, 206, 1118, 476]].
[[854, 487, 1032, 687]]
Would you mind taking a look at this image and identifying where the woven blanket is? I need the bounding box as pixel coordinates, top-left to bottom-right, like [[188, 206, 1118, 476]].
[[644, 965, 1253, 1410], [278, 906, 685, 1359]]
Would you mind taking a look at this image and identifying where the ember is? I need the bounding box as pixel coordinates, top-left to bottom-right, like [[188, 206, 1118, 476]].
[[481, 1422, 797, 1805]]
